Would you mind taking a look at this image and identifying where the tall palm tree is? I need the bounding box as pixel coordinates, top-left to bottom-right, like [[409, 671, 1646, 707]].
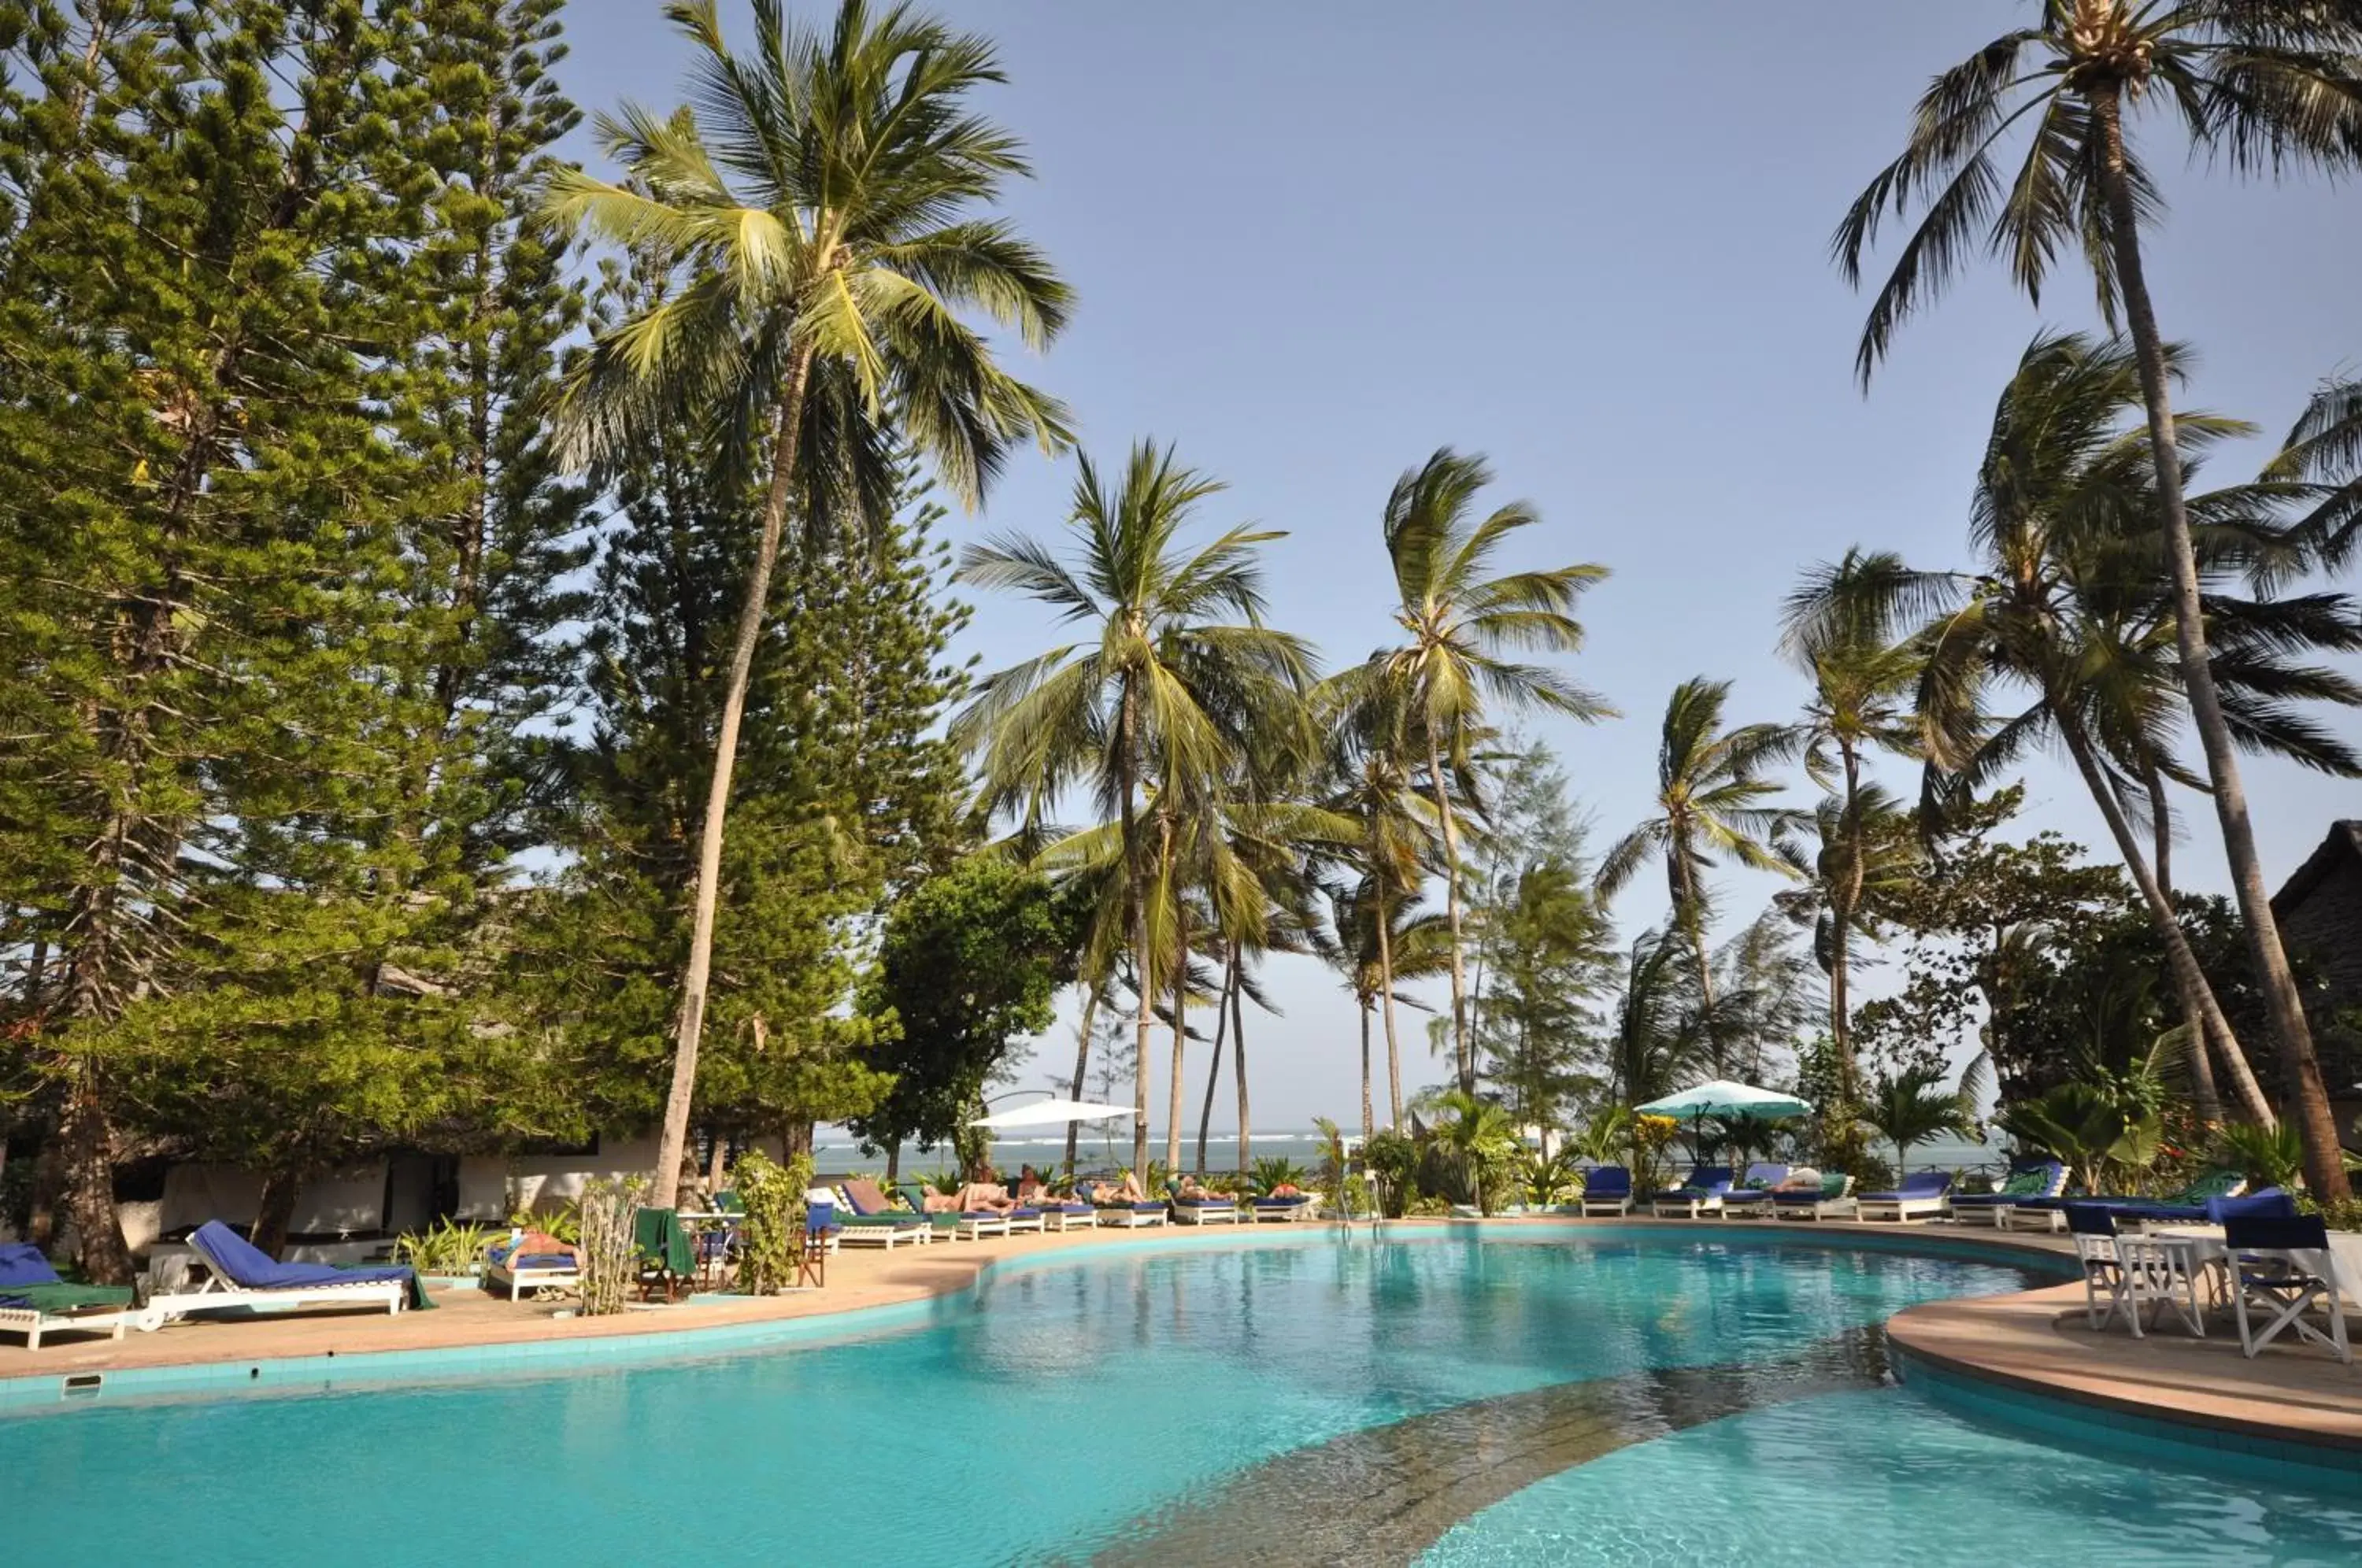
[[1605, 926, 1727, 1108], [1779, 555, 1926, 1101], [1191, 768, 1338, 1174], [1773, 782, 1921, 1087], [1598, 679, 1801, 1073], [545, 0, 1072, 1204], [1798, 334, 2362, 1137], [1370, 449, 1609, 1094], [1315, 672, 1441, 1127], [1331, 877, 1453, 1141], [956, 442, 1312, 1178], [1834, 0, 2362, 1200]]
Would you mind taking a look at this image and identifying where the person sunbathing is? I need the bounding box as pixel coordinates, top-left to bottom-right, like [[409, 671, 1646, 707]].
[[954, 1182, 1020, 1214], [1083, 1173, 1147, 1204]]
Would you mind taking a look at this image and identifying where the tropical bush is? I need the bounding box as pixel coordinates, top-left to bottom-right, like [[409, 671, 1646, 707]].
[[1251, 1157, 1308, 1194], [2213, 1121, 2305, 1194], [1627, 1113, 1680, 1194], [1569, 1106, 1631, 1166], [393, 1218, 495, 1275], [1514, 1146, 1587, 1207], [576, 1174, 649, 1317], [731, 1149, 812, 1296], [506, 1204, 582, 1244], [1363, 1130, 1418, 1218], [1999, 1082, 2160, 1196]]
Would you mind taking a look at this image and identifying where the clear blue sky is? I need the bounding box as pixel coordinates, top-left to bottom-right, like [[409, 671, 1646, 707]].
[[561, 2, 2362, 1130]]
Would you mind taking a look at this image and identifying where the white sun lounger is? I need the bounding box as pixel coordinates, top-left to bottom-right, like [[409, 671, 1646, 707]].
[[1772, 1177, 1859, 1222], [142, 1222, 409, 1326], [484, 1256, 583, 1297], [143, 1274, 406, 1323], [0, 1300, 139, 1350], [1168, 1197, 1242, 1225]]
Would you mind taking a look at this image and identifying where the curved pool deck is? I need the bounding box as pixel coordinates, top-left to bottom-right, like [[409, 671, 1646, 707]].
[[4, 1215, 2356, 1463]]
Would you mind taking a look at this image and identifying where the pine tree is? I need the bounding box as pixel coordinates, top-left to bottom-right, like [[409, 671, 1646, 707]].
[[0, 0, 587, 1267], [524, 407, 974, 1167]]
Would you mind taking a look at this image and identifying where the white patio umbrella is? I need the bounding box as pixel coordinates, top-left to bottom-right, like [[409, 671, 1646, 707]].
[[1635, 1080, 1812, 1161], [966, 1098, 1141, 1131]]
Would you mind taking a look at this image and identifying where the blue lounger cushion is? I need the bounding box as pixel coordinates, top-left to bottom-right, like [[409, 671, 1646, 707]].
[[191, 1221, 415, 1291], [0, 1242, 62, 1289], [1860, 1173, 1952, 1202]]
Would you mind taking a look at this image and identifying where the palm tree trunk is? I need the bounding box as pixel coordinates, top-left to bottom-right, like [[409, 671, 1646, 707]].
[[650, 339, 818, 1208], [1360, 1000, 1375, 1145], [1167, 890, 1190, 1178], [1427, 736, 1474, 1093], [1672, 851, 1720, 1074], [1231, 967, 1250, 1175], [1375, 878, 1405, 1127], [1064, 985, 1100, 1175], [2053, 702, 2274, 1126], [2096, 95, 2344, 1199], [2143, 765, 2227, 1126], [1195, 948, 1235, 1173], [1120, 687, 1152, 1181], [1831, 745, 1864, 1102]]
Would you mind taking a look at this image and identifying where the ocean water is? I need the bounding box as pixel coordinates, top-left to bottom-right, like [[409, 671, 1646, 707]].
[[815, 1130, 2008, 1180]]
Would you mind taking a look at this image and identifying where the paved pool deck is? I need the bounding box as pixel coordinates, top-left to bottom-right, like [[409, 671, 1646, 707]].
[[5, 1215, 2355, 1457]]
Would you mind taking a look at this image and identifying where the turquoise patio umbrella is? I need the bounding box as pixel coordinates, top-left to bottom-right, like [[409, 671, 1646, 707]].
[[1635, 1080, 1813, 1166]]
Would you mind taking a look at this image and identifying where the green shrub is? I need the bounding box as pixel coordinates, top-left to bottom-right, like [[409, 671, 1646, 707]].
[[1250, 1156, 1307, 1193], [393, 1218, 494, 1275], [505, 1204, 581, 1244], [1362, 1130, 1418, 1219], [2300, 1195, 2362, 1233], [731, 1148, 813, 1296], [2212, 1121, 2305, 1193]]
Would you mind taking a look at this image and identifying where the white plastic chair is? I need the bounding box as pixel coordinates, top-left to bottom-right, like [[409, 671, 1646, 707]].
[[2226, 1215, 2351, 1366], [2112, 1236, 2207, 1337], [2066, 1205, 2131, 1333]]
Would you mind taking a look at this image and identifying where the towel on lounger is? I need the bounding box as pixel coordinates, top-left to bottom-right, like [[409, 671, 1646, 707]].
[[188, 1222, 433, 1310]]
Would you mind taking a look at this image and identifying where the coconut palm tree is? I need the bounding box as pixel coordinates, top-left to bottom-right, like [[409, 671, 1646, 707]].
[[1779, 555, 1927, 1100], [1834, 0, 2362, 1200], [1314, 671, 1442, 1128], [955, 442, 1312, 1178], [1772, 783, 1923, 1093], [545, 0, 1072, 1204], [1368, 449, 1610, 1094], [2272, 373, 2362, 573], [1795, 334, 2362, 1139], [1597, 679, 1802, 1073], [1605, 927, 1728, 1108], [1331, 877, 1453, 1141]]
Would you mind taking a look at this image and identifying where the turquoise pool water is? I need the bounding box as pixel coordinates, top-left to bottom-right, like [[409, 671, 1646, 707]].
[[1423, 1386, 2362, 1566], [3, 1230, 2356, 1565]]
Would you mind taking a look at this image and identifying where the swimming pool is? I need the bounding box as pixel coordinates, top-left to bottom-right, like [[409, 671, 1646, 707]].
[[6, 1230, 2357, 1564]]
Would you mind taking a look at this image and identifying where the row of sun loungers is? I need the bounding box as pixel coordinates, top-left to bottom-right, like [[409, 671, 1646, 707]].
[[1569, 1159, 2275, 1234]]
